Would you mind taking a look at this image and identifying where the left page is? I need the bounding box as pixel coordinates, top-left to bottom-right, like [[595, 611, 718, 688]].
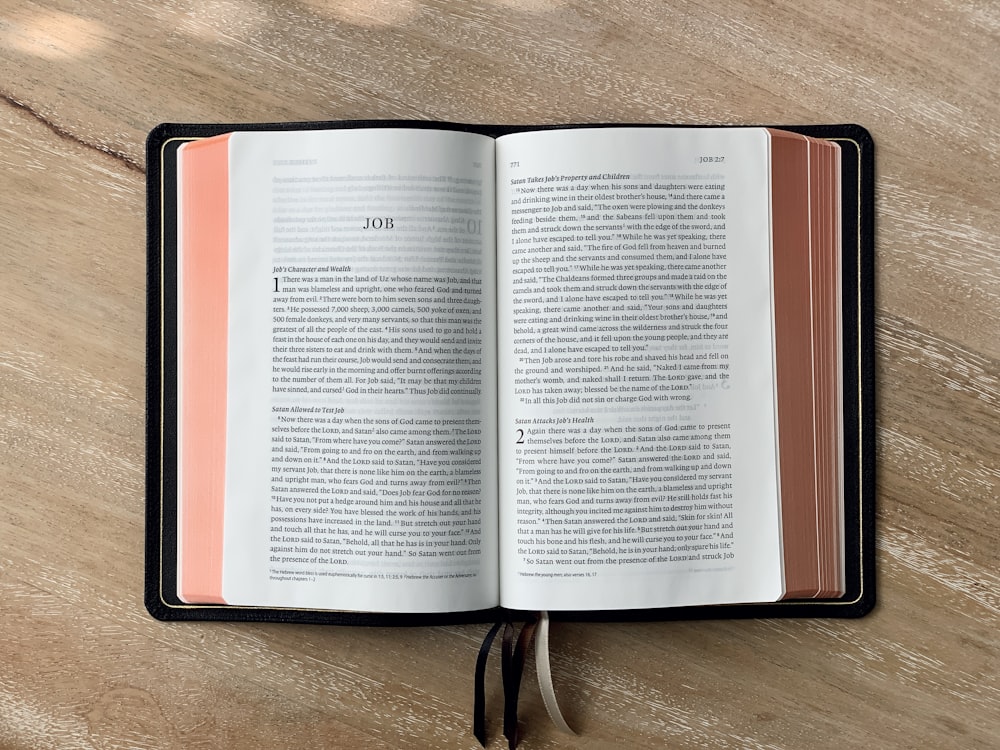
[[178, 128, 499, 613]]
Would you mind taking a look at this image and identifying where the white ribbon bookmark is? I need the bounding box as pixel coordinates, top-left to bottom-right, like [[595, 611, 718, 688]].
[[535, 612, 575, 735]]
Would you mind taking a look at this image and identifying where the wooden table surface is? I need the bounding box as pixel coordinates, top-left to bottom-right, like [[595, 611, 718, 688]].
[[2, 1, 998, 748]]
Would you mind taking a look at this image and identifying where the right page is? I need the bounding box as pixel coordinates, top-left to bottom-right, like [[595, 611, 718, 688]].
[[496, 127, 784, 611]]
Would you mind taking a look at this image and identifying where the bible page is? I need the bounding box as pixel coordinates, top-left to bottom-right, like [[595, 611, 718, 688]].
[[496, 127, 782, 611], [219, 128, 498, 613]]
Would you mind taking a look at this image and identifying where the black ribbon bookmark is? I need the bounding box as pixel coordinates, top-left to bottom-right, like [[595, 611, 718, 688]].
[[503, 618, 538, 749], [474, 616, 540, 749], [474, 620, 504, 747]]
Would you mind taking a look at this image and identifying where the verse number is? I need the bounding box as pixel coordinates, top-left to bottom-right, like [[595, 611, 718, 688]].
[[515, 429, 525, 444]]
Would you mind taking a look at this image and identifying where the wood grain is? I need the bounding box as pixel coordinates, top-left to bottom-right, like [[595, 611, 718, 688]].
[[1, 0, 998, 747]]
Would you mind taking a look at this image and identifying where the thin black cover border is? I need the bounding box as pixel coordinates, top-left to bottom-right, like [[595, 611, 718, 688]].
[[145, 121, 875, 625]]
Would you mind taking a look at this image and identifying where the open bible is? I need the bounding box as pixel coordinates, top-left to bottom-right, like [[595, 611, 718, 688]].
[[145, 122, 875, 624]]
